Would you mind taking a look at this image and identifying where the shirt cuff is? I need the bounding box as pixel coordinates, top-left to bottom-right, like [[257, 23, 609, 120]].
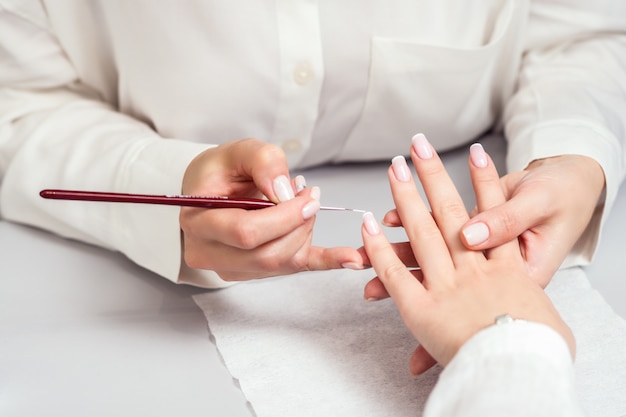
[[114, 137, 230, 287], [423, 320, 582, 417]]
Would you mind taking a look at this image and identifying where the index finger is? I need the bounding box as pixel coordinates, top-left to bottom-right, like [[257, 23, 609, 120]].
[[361, 212, 426, 314], [183, 193, 319, 249]]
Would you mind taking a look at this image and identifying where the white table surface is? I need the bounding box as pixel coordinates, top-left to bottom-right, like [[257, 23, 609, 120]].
[[1, 134, 624, 416]]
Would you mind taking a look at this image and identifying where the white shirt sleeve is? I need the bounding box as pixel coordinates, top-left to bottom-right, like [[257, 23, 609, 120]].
[[2, 1, 625, 286], [506, 0, 626, 268], [0, 2, 226, 287], [423, 321, 586, 417]]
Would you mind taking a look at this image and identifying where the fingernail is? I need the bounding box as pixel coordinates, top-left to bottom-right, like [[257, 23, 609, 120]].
[[365, 297, 380, 302], [341, 262, 363, 270], [273, 175, 295, 202], [363, 212, 380, 235], [302, 199, 320, 220], [462, 222, 489, 246], [310, 185, 321, 201], [412, 133, 433, 160], [470, 143, 488, 168], [391, 155, 411, 182], [295, 175, 307, 192]]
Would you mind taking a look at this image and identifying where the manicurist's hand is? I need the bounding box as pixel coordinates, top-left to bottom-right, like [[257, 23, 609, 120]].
[[361, 134, 575, 373], [180, 138, 364, 281], [459, 154, 605, 287]]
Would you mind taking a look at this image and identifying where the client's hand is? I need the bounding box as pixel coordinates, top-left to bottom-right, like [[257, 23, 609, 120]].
[[361, 134, 575, 373], [180, 138, 363, 281], [376, 154, 605, 288]]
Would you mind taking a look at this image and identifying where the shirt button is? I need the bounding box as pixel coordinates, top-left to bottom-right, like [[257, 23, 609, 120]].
[[293, 62, 314, 85], [281, 139, 303, 153]]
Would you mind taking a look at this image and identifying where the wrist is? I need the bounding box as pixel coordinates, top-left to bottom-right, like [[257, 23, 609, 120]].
[[527, 155, 605, 196], [491, 313, 575, 360]]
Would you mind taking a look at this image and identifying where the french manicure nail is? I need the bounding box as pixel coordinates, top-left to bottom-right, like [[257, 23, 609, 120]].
[[273, 175, 295, 202], [412, 133, 433, 160], [470, 143, 488, 168], [310, 185, 321, 201], [363, 212, 380, 235], [462, 222, 490, 246], [302, 199, 320, 220], [392, 155, 411, 182], [341, 262, 363, 270], [295, 175, 307, 192]]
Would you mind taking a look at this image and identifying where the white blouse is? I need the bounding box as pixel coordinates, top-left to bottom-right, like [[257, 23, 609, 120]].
[[0, 0, 625, 287], [424, 320, 585, 417]]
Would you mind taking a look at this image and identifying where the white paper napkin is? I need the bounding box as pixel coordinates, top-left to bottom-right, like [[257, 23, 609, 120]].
[[194, 267, 626, 417]]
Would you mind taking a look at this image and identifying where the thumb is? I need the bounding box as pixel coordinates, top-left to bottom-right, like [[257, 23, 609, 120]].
[[460, 196, 536, 250], [410, 345, 438, 376]]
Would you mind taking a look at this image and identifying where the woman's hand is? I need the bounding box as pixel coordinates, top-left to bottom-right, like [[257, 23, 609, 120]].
[[372, 154, 605, 289], [361, 135, 575, 373], [460, 154, 605, 287], [180, 138, 364, 281]]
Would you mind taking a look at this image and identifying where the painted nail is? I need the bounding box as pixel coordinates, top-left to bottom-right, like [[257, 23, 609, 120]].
[[310, 185, 321, 201], [295, 175, 307, 193], [470, 143, 488, 168], [462, 222, 490, 246], [341, 262, 363, 270], [302, 199, 320, 220], [273, 175, 295, 202], [363, 212, 380, 235], [412, 133, 433, 160], [391, 155, 411, 182]]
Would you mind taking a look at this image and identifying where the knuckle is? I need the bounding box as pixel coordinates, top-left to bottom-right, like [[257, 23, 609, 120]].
[[254, 142, 287, 166], [231, 222, 262, 250], [236, 137, 262, 151], [380, 261, 408, 284], [473, 172, 500, 188], [419, 160, 446, 178], [255, 245, 308, 273], [433, 201, 467, 221], [289, 250, 310, 271], [500, 212, 519, 235], [489, 208, 524, 238], [419, 225, 444, 244], [256, 251, 283, 272]]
